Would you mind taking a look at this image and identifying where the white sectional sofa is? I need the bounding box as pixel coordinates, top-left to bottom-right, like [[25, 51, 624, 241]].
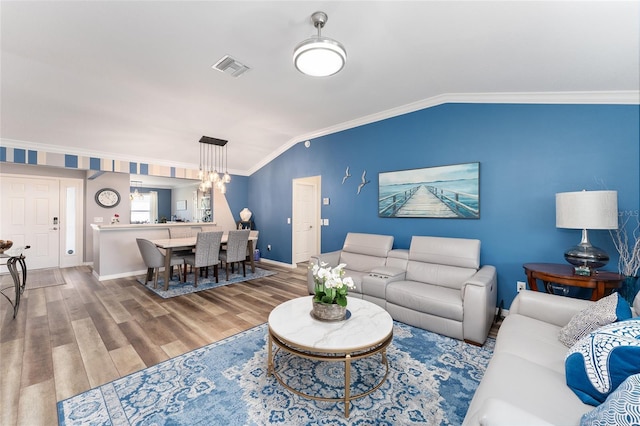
[[463, 290, 603, 425], [308, 232, 497, 345]]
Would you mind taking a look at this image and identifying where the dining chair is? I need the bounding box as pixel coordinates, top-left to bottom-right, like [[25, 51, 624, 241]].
[[182, 231, 224, 287], [169, 226, 199, 271], [169, 227, 198, 239], [136, 238, 184, 289], [219, 229, 250, 281]]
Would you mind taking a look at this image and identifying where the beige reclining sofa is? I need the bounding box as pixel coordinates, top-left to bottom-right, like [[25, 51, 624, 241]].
[[308, 232, 497, 345]]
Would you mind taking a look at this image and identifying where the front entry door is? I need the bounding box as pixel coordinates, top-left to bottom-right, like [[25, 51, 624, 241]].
[[1, 176, 60, 269]]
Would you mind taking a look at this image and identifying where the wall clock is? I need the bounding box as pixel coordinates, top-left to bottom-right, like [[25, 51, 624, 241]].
[[95, 188, 121, 208]]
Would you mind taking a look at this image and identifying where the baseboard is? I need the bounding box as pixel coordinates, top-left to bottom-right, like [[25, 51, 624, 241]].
[[93, 269, 148, 281], [258, 258, 297, 268]]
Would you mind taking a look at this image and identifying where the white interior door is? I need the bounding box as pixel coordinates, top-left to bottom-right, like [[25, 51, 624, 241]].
[[1, 176, 60, 269], [292, 176, 320, 264]]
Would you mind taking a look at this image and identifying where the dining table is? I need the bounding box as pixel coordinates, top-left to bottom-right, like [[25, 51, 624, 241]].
[[150, 235, 257, 291]]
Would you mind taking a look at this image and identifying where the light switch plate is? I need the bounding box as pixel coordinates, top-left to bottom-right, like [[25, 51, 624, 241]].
[[323, 198, 330, 205], [94, 217, 104, 223]]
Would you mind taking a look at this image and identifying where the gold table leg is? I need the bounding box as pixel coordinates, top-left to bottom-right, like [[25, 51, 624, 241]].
[[267, 332, 273, 375], [345, 353, 351, 417]]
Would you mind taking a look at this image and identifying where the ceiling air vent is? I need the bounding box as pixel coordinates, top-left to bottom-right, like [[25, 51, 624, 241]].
[[212, 55, 250, 78]]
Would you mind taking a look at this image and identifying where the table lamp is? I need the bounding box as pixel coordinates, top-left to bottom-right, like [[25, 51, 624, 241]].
[[556, 190, 618, 276]]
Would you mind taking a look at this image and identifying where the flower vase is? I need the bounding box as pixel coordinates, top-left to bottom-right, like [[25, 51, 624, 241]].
[[620, 276, 640, 306], [311, 300, 347, 321]]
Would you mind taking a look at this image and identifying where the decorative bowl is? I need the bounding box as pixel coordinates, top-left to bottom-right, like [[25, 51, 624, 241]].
[[0, 240, 13, 254]]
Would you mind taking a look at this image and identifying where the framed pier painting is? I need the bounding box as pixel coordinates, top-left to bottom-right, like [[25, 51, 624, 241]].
[[378, 162, 480, 219]]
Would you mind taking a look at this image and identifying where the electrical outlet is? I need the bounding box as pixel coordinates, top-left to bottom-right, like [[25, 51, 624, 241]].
[[267, 244, 272, 251], [517, 281, 526, 292]]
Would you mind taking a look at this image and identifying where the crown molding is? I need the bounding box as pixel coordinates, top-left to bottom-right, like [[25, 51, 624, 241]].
[[2, 90, 638, 177], [247, 90, 640, 175]]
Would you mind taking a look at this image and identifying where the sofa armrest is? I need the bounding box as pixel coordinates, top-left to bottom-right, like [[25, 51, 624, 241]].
[[509, 290, 594, 327], [307, 251, 342, 294], [473, 398, 554, 426], [369, 266, 406, 280], [462, 265, 497, 345]]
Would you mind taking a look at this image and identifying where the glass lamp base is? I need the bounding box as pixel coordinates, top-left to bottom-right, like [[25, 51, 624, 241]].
[[564, 242, 609, 276]]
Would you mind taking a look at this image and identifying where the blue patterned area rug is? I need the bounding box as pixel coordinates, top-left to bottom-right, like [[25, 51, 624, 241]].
[[135, 267, 276, 299], [57, 322, 494, 425]]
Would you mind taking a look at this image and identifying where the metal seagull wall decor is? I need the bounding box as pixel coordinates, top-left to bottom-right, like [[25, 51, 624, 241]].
[[342, 166, 351, 184], [357, 170, 370, 195]]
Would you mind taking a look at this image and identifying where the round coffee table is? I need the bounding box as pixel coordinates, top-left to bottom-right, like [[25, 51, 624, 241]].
[[267, 296, 393, 417]]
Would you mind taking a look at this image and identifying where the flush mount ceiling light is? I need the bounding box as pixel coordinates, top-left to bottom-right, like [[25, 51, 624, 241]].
[[293, 11, 346, 77]]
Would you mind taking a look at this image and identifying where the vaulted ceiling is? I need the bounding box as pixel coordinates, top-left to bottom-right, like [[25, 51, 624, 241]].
[[2, 1, 638, 175]]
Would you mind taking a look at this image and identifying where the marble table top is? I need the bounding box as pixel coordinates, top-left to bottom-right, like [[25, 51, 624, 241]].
[[268, 296, 393, 352]]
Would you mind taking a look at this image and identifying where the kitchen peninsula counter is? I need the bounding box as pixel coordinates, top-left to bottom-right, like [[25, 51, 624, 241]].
[[91, 222, 221, 281]]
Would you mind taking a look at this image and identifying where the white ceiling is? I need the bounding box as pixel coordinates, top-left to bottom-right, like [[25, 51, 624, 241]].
[[2, 1, 639, 176]]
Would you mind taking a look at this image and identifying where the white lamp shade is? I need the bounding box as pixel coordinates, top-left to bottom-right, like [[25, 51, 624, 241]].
[[293, 36, 346, 77], [556, 190, 618, 230]]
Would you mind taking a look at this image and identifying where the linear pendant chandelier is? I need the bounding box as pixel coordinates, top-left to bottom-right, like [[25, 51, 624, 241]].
[[198, 136, 230, 194]]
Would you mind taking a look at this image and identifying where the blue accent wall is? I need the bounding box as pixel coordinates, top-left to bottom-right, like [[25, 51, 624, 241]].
[[248, 103, 640, 308], [224, 174, 250, 224]]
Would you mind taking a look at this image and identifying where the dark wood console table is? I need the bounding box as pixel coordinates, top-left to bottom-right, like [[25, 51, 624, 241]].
[[523, 263, 623, 301]]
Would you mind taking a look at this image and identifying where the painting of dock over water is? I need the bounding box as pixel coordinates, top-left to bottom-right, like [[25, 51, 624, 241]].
[[379, 162, 480, 219]]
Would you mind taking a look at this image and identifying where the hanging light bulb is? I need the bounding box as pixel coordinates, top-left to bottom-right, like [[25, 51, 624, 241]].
[[198, 136, 230, 194], [223, 143, 231, 184]]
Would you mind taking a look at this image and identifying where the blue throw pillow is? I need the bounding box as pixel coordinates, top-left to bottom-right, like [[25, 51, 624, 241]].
[[580, 373, 640, 425], [565, 318, 640, 406]]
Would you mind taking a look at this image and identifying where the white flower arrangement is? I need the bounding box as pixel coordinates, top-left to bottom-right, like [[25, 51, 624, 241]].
[[610, 210, 640, 277], [310, 262, 355, 307]]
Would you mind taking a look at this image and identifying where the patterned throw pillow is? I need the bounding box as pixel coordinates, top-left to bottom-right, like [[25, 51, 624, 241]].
[[580, 373, 640, 425], [565, 318, 640, 405], [558, 293, 631, 347]]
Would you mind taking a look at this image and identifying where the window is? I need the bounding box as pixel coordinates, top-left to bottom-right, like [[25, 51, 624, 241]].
[[131, 194, 152, 223]]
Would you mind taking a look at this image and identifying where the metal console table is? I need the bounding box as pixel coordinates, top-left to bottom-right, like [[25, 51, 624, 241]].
[[0, 245, 30, 318]]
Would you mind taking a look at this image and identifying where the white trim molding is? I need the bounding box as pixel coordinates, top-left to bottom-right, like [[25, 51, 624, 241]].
[[248, 90, 640, 174]]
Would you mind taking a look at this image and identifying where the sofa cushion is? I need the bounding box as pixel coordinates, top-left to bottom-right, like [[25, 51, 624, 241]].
[[409, 235, 480, 269], [405, 261, 477, 290], [565, 318, 640, 405], [559, 292, 632, 347], [580, 373, 640, 426], [340, 251, 387, 273], [342, 232, 393, 258], [495, 314, 569, 374], [341, 269, 368, 294], [386, 281, 463, 321], [464, 352, 591, 426]]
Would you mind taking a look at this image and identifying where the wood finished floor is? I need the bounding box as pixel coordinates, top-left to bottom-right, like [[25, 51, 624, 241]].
[[0, 262, 310, 426]]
